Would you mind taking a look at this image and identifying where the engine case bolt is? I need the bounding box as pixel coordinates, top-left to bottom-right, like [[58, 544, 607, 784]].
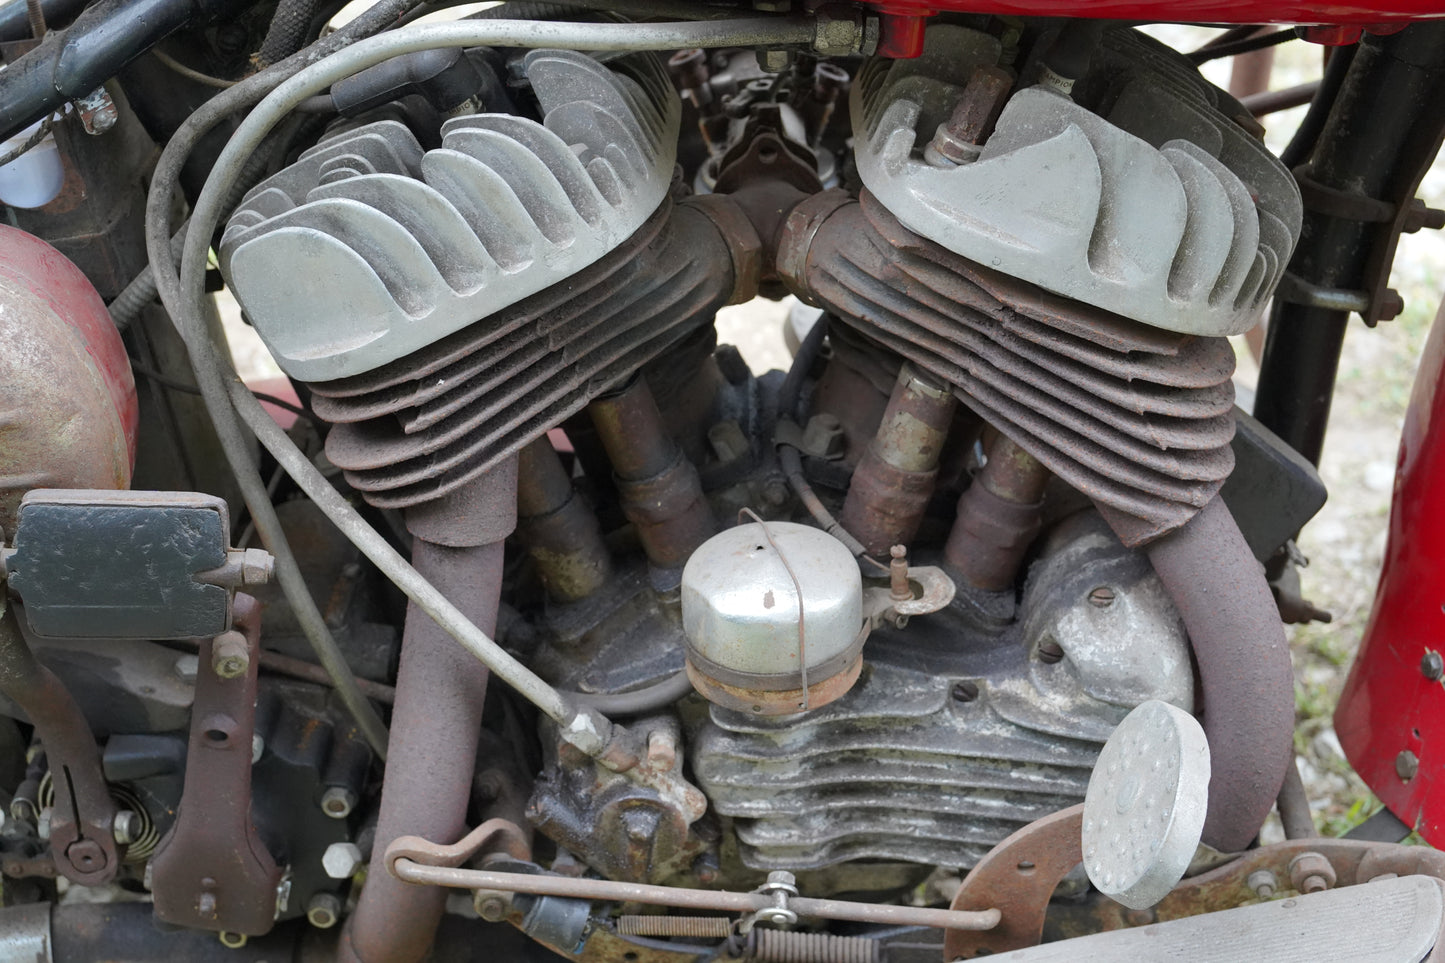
[[211, 631, 250, 679], [306, 892, 342, 929], [112, 810, 143, 845], [1422, 651, 1443, 681], [1396, 749, 1420, 782], [1087, 586, 1116, 608], [1246, 869, 1277, 898], [322, 842, 363, 880], [320, 786, 357, 819], [951, 680, 979, 703]]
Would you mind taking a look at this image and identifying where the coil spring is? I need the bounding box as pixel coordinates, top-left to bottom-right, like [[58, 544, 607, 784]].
[[616, 915, 734, 939], [38, 773, 160, 864], [743, 929, 882, 963]]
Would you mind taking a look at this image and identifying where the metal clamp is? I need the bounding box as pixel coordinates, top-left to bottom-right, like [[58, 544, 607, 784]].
[[745, 871, 799, 931]]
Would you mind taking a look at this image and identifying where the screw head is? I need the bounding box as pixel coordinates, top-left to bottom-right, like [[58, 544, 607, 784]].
[[1087, 586, 1116, 608], [1397, 749, 1420, 782], [1422, 651, 1443, 681], [951, 680, 979, 703], [1037, 640, 1065, 664]]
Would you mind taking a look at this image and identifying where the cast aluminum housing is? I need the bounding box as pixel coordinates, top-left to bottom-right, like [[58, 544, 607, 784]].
[[853, 25, 1302, 337], [221, 49, 679, 381]]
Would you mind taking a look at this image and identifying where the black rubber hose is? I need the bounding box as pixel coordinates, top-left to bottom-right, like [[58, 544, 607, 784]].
[[0, 0, 252, 141], [0, 0, 87, 40], [257, 0, 327, 67]]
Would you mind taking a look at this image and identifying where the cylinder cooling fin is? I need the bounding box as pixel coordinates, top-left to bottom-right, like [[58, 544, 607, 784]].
[[220, 49, 681, 382]]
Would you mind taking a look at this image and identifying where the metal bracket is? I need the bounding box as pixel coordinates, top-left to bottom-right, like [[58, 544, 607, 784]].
[[149, 595, 282, 936]]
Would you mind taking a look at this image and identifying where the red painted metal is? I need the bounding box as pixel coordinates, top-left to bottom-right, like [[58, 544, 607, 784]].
[[0, 225, 137, 463], [1336, 302, 1445, 844], [858, 0, 1445, 32]]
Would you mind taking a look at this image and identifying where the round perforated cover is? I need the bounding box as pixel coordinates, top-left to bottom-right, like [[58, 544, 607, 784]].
[[1082, 699, 1211, 910]]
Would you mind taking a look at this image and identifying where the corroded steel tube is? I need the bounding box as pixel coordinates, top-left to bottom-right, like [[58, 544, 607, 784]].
[[588, 376, 715, 573], [340, 466, 516, 963], [1145, 494, 1294, 853], [840, 363, 956, 556], [945, 434, 1050, 591], [516, 436, 612, 602]]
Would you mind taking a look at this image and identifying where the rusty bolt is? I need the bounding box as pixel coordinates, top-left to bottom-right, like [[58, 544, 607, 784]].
[[1422, 651, 1443, 681], [1402, 198, 1445, 233], [474, 890, 513, 922], [112, 810, 143, 845], [1246, 869, 1278, 898], [65, 838, 106, 873], [951, 680, 979, 703], [890, 545, 912, 602], [1087, 586, 1116, 608], [211, 631, 250, 679], [320, 786, 357, 819], [1288, 852, 1336, 894], [1036, 640, 1065, 664], [322, 841, 363, 879], [306, 892, 342, 929], [925, 65, 1014, 167], [1396, 749, 1420, 782], [646, 730, 677, 772]]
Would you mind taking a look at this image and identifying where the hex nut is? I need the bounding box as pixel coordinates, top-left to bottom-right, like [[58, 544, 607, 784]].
[[474, 890, 512, 922], [322, 841, 364, 880], [1246, 869, 1277, 898], [239, 548, 275, 585], [1287, 852, 1336, 894]]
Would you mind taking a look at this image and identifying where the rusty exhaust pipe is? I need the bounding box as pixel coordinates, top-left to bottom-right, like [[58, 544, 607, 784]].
[[340, 461, 517, 963], [1144, 494, 1294, 853]]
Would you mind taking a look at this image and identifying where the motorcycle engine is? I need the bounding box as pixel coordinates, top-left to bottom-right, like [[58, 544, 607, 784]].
[[0, 12, 1317, 960]]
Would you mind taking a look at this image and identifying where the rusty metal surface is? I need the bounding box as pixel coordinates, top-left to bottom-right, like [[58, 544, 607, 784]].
[[783, 193, 1237, 545], [589, 377, 716, 572], [385, 818, 532, 868], [0, 600, 118, 885], [529, 716, 711, 884], [945, 434, 1050, 591], [517, 436, 613, 603], [840, 365, 956, 555], [309, 201, 737, 511], [341, 469, 515, 963], [0, 224, 136, 537], [386, 848, 1001, 932], [1145, 495, 1294, 854], [944, 804, 1084, 960], [150, 594, 281, 935]]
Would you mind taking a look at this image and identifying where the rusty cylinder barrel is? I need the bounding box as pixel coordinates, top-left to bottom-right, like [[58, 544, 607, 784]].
[[944, 434, 1050, 591], [516, 436, 612, 603], [588, 375, 716, 575], [839, 363, 955, 556]]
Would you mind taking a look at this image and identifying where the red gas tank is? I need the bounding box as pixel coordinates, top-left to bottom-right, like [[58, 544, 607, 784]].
[[0, 225, 138, 536]]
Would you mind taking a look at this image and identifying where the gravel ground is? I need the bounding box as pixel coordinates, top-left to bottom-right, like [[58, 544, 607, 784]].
[[219, 24, 1445, 840]]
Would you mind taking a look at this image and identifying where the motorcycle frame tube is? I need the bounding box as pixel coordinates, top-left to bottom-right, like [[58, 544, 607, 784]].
[[340, 467, 515, 963], [1335, 300, 1445, 844], [1145, 495, 1296, 853], [1254, 24, 1445, 466]]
